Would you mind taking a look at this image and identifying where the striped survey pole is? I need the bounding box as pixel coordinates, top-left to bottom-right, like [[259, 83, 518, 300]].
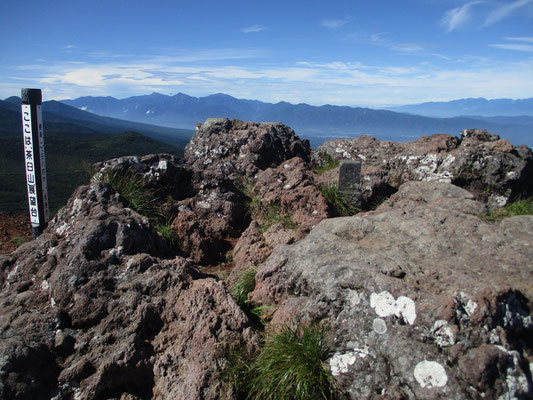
[[21, 88, 49, 238]]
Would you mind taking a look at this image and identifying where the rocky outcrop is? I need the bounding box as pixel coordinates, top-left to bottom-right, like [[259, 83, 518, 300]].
[[250, 181, 533, 399], [0, 182, 254, 400], [185, 118, 311, 177], [317, 129, 533, 209], [3, 119, 533, 400]]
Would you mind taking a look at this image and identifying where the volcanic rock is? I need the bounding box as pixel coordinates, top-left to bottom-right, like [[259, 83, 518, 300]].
[[317, 130, 533, 209], [0, 182, 254, 400], [250, 181, 533, 399], [185, 118, 311, 178]]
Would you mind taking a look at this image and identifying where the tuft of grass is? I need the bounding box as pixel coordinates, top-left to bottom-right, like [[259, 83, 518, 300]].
[[234, 176, 298, 231], [314, 153, 340, 175], [259, 201, 298, 232], [484, 196, 533, 221], [94, 167, 161, 220], [231, 267, 257, 308], [227, 322, 344, 400], [10, 236, 27, 247], [319, 184, 359, 217], [154, 220, 181, 250]]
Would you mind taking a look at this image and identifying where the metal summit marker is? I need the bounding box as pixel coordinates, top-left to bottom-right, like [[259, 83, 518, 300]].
[[21, 88, 49, 238]]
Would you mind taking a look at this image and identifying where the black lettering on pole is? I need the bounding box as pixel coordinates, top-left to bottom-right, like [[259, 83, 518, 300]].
[[21, 88, 49, 238]]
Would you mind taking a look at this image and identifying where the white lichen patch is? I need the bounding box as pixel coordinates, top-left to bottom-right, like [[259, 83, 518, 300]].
[[157, 159, 168, 171], [40, 280, 50, 291], [347, 289, 361, 307], [373, 317, 387, 334], [72, 198, 84, 215], [496, 345, 531, 400], [456, 292, 478, 320], [414, 360, 448, 389], [56, 222, 69, 236], [197, 200, 211, 209], [431, 320, 455, 347], [329, 346, 371, 376], [370, 291, 417, 325], [329, 352, 357, 375]]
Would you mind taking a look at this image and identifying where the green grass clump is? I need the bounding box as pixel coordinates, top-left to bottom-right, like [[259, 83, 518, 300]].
[[154, 221, 181, 250], [231, 267, 257, 308], [94, 167, 160, 220], [319, 184, 359, 217], [227, 322, 344, 400], [485, 196, 533, 221], [259, 201, 298, 232], [314, 153, 340, 175], [233, 176, 298, 231], [10, 236, 27, 247]]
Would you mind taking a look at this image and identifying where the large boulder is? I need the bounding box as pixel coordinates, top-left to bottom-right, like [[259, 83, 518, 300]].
[[185, 118, 312, 178], [317, 130, 533, 209], [171, 119, 317, 265], [251, 181, 533, 399], [0, 182, 254, 400]]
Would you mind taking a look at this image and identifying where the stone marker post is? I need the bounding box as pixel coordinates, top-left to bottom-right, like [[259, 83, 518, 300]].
[[338, 160, 362, 210], [21, 88, 49, 238]]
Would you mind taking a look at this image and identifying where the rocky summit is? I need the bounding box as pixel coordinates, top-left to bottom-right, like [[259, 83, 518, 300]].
[[1, 119, 532, 399]]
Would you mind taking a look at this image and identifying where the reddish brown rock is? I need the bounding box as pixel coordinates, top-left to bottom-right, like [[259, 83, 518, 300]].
[[0, 182, 254, 400]]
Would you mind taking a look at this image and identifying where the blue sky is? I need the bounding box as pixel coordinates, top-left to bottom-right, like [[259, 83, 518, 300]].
[[1, 0, 532, 106]]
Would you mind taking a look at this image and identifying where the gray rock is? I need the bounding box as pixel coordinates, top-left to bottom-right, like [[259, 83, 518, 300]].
[[251, 181, 533, 399], [317, 130, 533, 209]]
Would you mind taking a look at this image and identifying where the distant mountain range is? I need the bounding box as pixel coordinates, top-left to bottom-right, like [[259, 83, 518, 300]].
[[62, 93, 533, 148], [2, 96, 193, 149], [0, 98, 194, 214], [388, 98, 533, 118]]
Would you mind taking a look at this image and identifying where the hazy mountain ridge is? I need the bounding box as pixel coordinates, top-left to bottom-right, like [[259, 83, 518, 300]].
[[0, 98, 193, 214], [1, 97, 194, 148], [61, 92, 533, 148], [387, 97, 533, 118]]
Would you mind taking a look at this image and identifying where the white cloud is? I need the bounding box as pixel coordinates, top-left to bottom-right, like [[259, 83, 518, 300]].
[[484, 0, 533, 26], [490, 43, 533, 52], [505, 36, 533, 43], [321, 18, 350, 29], [490, 35, 533, 52], [441, 1, 484, 32], [3, 51, 533, 106], [241, 25, 265, 33]]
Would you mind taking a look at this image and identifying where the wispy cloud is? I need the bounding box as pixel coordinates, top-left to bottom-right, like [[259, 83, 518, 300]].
[[349, 32, 425, 54], [484, 0, 533, 26], [441, 1, 484, 32], [9, 51, 533, 107], [321, 18, 350, 29], [490, 36, 533, 52], [490, 43, 533, 52], [505, 36, 533, 43], [241, 25, 265, 33]]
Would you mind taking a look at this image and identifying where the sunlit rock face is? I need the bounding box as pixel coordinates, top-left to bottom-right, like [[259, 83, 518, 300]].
[[317, 129, 533, 210], [251, 181, 533, 399]]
